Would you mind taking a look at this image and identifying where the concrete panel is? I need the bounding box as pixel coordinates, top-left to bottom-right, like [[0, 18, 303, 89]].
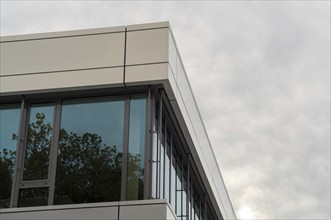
[[125, 63, 169, 86], [166, 204, 177, 220], [0, 26, 125, 42], [126, 28, 169, 65], [0, 67, 124, 95], [1, 206, 118, 220], [1, 32, 125, 76], [119, 203, 167, 220]]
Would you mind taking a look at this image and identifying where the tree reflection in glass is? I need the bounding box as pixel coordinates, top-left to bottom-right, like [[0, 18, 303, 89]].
[[54, 98, 126, 204], [23, 104, 54, 181], [0, 105, 21, 208]]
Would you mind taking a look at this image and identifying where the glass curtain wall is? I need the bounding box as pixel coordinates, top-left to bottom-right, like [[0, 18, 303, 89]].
[[151, 94, 216, 220], [54, 97, 125, 204], [0, 94, 148, 208], [0, 104, 21, 208], [127, 97, 146, 200]]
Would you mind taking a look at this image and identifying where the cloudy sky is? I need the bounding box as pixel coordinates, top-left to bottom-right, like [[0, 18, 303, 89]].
[[1, 1, 330, 219]]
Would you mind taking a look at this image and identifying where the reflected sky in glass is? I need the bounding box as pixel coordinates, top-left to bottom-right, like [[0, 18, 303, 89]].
[[128, 98, 146, 165], [61, 97, 125, 152], [0, 105, 21, 152]]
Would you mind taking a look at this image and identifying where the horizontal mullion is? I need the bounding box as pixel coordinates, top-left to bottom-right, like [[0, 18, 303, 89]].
[[20, 180, 49, 189]]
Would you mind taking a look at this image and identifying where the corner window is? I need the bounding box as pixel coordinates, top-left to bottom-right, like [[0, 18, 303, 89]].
[[127, 97, 146, 200]]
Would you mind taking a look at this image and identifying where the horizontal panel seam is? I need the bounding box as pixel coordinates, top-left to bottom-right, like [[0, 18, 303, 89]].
[[125, 61, 169, 67], [126, 26, 169, 33], [0, 31, 125, 43], [0, 66, 125, 77]]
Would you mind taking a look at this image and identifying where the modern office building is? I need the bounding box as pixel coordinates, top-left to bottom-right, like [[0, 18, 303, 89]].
[[0, 22, 236, 220]]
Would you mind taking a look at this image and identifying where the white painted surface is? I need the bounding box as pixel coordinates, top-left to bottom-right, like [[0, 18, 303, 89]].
[[0, 67, 124, 94], [1, 33, 125, 76], [126, 28, 169, 65], [125, 63, 169, 86], [0, 200, 172, 220]]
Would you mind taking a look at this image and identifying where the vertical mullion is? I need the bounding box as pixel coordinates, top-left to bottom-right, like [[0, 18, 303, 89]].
[[181, 159, 184, 220], [163, 121, 167, 199], [121, 95, 130, 201], [187, 155, 190, 220], [157, 96, 163, 198], [48, 99, 61, 205], [203, 195, 207, 220], [169, 132, 173, 204], [144, 90, 153, 199], [10, 97, 27, 208]]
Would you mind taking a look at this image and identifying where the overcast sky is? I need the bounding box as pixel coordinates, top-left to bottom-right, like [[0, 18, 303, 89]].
[[1, 1, 330, 219]]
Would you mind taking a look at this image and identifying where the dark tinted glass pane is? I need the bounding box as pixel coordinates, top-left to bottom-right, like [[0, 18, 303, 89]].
[[164, 137, 170, 201], [170, 152, 176, 207], [159, 130, 165, 199], [127, 97, 146, 200], [54, 97, 124, 205], [0, 105, 20, 208], [23, 104, 54, 181], [18, 187, 48, 207], [176, 164, 182, 216]]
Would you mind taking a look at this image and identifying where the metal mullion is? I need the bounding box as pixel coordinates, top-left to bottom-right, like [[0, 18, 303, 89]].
[[10, 97, 27, 208], [19, 181, 49, 189], [169, 132, 173, 204], [156, 95, 163, 198], [144, 90, 153, 199], [162, 120, 167, 199], [48, 99, 61, 205], [181, 159, 184, 220], [187, 155, 191, 220], [175, 155, 178, 215], [14, 99, 30, 207], [203, 195, 207, 220], [121, 95, 130, 201]]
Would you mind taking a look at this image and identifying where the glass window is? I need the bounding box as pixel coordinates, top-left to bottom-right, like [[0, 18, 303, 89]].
[[164, 132, 170, 202], [127, 97, 146, 200], [170, 150, 176, 209], [23, 103, 54, 181], [194, 198, 200, 220], [170, 150, 176, 208], [151, 115, 158, 198], [54, 97, 125, 204], [159, 126, 165, 199], [176, 161, 182, 217], [183, 177, 187, 219], [0, 104, 21, 208], [18, 187, 48, 207]]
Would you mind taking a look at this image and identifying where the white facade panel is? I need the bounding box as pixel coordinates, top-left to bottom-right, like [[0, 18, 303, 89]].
[[0, 200, 171, 220], [125, 63, 169, 86], [0, 67, 124, 94], [0, 33, 125, 76], [126, 28, 169, 65]]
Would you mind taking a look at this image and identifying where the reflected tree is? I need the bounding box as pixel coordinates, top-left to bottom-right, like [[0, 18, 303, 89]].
[[0, 147, 15, 208], [1, 112, 144, 207], [23, 112, 52, 180], [55, 129, 123, 204]]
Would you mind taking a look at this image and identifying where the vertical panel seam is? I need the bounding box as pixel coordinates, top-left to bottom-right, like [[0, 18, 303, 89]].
[[123, 27, 127, 87]]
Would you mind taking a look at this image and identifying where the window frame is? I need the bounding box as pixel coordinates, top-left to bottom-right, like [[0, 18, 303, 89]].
[[4, 91, 150, 208]]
